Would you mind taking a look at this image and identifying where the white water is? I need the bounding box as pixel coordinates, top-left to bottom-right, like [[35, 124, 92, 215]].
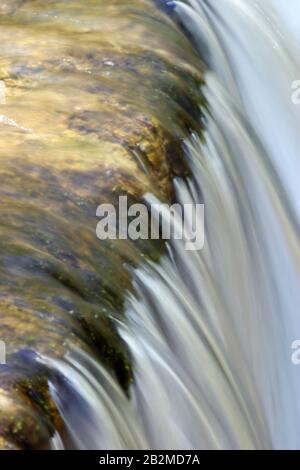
[[46, 1, 300, 449]]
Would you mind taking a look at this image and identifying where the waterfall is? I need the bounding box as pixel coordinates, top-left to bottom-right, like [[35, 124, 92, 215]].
[[44, 1, 300, 449]]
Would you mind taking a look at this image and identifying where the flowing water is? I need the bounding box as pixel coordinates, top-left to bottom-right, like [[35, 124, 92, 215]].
[[3, 0, 300, 450]]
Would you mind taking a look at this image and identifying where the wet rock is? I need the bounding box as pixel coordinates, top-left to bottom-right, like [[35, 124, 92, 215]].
[[0, 0, 204, 448], [0, 1, 25, 16]]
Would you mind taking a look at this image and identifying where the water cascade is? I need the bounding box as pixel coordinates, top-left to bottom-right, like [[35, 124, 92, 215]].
[[0, 0, 299, 450]]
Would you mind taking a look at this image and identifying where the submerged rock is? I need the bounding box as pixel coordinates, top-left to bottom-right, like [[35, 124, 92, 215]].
[[0, 0, 204, 448]]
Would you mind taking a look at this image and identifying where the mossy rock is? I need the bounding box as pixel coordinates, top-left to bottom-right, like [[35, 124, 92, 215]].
[[0, 0, 204, 448]]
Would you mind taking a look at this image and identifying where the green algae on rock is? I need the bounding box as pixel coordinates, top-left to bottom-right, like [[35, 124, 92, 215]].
[[0, 0, 204, 448]]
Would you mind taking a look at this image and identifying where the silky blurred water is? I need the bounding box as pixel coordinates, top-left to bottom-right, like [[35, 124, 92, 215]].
[[45, 0, 300, 449]]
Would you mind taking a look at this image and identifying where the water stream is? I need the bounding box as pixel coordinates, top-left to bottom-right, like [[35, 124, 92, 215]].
[[3, 0, 300, 450]]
